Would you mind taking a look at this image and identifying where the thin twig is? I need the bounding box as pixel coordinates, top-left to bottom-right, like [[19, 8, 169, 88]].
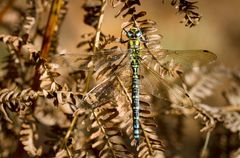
[[93, 0, 107, 53], [40, 0, 62, 60], [200, 131, 211, 158], [83, 0, 107, 94]]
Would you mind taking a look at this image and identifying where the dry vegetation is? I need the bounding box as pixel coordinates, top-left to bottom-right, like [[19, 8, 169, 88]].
[[0, 0, 240, 158]]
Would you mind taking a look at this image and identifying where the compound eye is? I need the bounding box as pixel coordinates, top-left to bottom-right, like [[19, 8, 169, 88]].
[[127, 31, 133, 38], [136, 31, 142, 37]]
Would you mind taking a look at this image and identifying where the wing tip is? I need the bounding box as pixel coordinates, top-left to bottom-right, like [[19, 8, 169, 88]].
[[203, 50, 217, 60]]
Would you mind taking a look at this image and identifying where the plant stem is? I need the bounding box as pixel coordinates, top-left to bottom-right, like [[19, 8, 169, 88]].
[[93, 0, 107, 53], [40, 0, 62, 60]]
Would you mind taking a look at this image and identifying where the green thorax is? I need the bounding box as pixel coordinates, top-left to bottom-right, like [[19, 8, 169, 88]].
[[128, 39, 141, 66], [126, 26, 143, 65]]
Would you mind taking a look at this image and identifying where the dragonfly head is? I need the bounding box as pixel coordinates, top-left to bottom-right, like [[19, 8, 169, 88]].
[[126, 27, 143, 39]]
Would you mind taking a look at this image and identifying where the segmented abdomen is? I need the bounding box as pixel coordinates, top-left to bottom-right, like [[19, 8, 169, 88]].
[[129, 39, 141, 142], [131, 63, 140, 141]]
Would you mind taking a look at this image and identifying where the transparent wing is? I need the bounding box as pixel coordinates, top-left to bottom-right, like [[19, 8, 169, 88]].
[[139, 49, 217, 105], [48, 48, 216, 103], [140, 62, 192, 106], [45, 49, 130, 91], [141, 49, 217, 75], [50, 48, 216, 73], [50, 49, 128, 72]]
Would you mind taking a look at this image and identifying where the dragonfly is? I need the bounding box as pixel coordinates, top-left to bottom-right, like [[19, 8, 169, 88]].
[[50, 25, 217, 144]]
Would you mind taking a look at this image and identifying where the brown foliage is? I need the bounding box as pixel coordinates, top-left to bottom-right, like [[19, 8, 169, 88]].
[[0, 0, 239, 158]]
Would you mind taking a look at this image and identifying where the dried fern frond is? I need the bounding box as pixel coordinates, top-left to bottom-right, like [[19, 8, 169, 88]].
[[165, 0, 201, 27], [20, 115, 68, 157], [169, 66, 235, 132], [0, 87, 87, 156], [137, 102, 165, 158], [36, 62, 64, 91], [88, 102, 133, 158], [0, 34, 40, 88], [17, 0, 37, 38], [44, 76, 119, 113], [0, 34, 26, 51], [57, 94, 132, 157], [77, 33, 117, 51], [193, 103, 219, 132], [54, 78, 131, 157], [111, 0, 142, 20], [19, 119, 43, 157], [194, 103, 240, 134], [0, 88, 38, 122], [16, 0, 54, 41], [82, 0, 102, 28], [186, 66, 230, 103], [193, 69, 240, 133], [138, 20, 162, 50], [224, 87, 240, 107], [45, 88, 85, 114], [0, 86, 84, 122]]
